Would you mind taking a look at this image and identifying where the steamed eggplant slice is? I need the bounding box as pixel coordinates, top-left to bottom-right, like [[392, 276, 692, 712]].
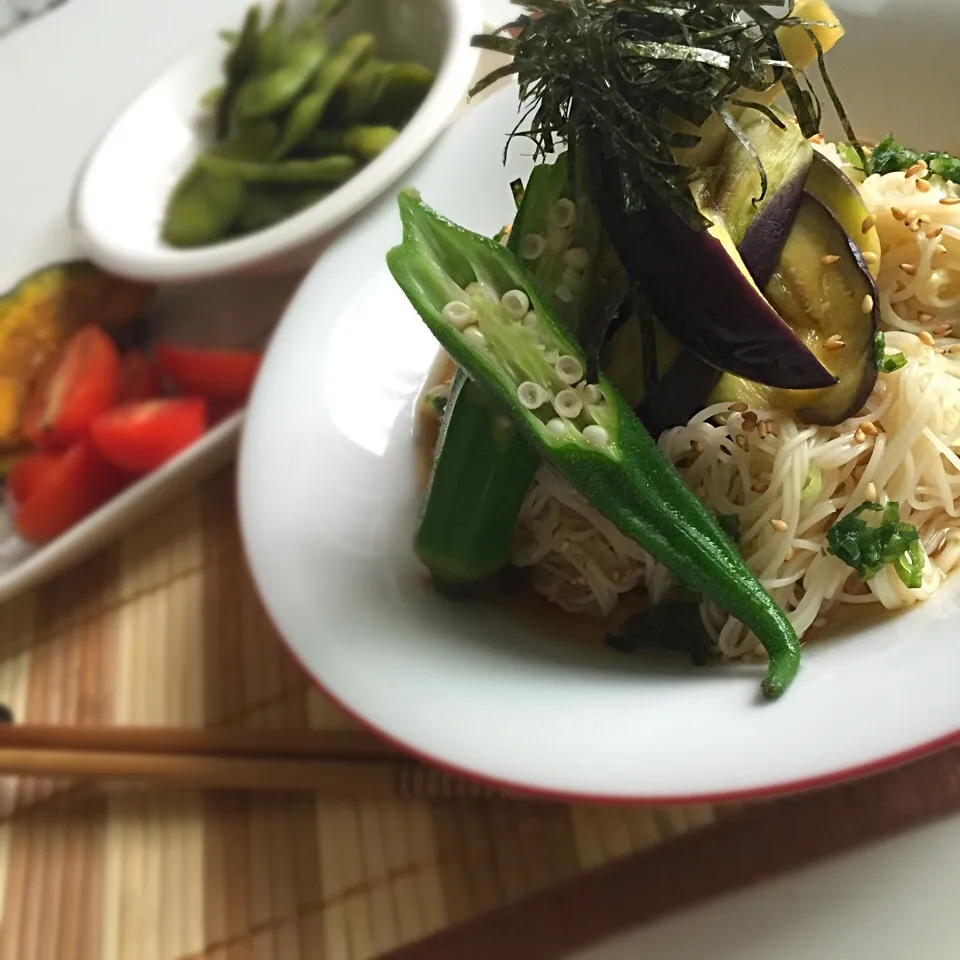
[[805, 152, 882, 278], [700, 111, 814, 287], [713, 194, 880, 425], [637, 352, 722, 439], [597, 181, 838, 391]]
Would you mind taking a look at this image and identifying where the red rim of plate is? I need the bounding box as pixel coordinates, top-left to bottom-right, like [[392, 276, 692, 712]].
[[240, 510, 960, 804]]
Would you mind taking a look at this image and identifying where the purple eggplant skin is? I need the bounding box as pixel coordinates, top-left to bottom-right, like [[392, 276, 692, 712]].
[[595, 179, 838, 391], [637, 352, 722, 438], [738, 165, 811, 287]]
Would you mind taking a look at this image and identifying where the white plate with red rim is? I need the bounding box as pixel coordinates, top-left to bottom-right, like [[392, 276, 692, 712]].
[[239, 0, 960, 802]]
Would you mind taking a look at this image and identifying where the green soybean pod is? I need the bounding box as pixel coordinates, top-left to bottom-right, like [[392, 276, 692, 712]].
[[253, 0, 288, 73], [335, 58, 389, 123], [216, 4, 262, 138], [198, 153, 357, 183], [296, 128, 345, 156], [340, 124, 399, 161], [220, 118, 282, 160], [234, 184, 327, 234], [365, 62, 434, 125], [235, 37, 327, 120], [162, 165, 244, 248], [273, 33, 375, 158]]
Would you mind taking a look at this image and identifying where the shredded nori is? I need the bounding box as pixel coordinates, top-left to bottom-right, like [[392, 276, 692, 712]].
[[471, 1, 862, 231]]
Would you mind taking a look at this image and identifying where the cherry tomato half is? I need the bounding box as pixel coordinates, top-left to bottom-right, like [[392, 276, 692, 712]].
[[10, 440, 129, 543], [118, 349, 164, 403], [153, 344, 261, 401], [22, 325, 121, 449], [90, 397, 207, 475]]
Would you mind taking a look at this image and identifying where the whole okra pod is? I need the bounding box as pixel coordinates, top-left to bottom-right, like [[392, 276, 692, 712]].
[[387, 189, 802, 700]]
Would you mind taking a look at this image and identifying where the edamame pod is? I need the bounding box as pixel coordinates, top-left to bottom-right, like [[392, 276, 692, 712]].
[[253, 0, 288, 73], [234, 184, 326, 233], [217, 5, 262, 138], [335, 59, 389, 123], [365, 63, 433, 125], [235, 37, 327, 119], [340, 125, 398, 161], [162, 166, 244, 248], [198, 153, 356, 183], [274, 33, 375, 158]]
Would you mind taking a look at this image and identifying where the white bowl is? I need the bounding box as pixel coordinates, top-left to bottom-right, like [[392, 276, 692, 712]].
[[239, 1, 960, 802], [70, 0, 483, 284]]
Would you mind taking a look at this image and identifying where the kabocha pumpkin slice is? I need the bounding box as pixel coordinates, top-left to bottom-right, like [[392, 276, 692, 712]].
[[0, 261, 153, 448]]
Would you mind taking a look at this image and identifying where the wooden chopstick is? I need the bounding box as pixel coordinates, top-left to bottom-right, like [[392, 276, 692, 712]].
[[0, 726, 512, 800], [0, 725, 401, 760]]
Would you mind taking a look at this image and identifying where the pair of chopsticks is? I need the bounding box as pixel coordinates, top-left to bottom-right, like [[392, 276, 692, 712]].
[[0, 725, 512, 801]]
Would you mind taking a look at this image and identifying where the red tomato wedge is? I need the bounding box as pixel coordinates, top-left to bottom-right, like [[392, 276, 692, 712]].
[[6, 451, 60, 510], [153, 344, 261, 401], [22, 325, 121, 449], [11, 440, 129, 543], [91, 398, 207, 475], [118, 350, 163, 403]]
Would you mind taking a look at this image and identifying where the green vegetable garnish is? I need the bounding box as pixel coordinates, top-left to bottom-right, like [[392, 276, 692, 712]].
[[837, 142, 865, 171], [827, 501, 925, 589], [606, 601, 710, 666], [868, 133, 960, 184], [388, 189, 801, 699], [874, 332, 907, 374]]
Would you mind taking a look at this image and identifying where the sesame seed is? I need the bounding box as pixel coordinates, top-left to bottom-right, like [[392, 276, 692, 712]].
[[918, 215, 932, 224], [762, 421, 778, 438], [934, 322, 953, 336], [927, 227, 945, 240], [861, 213, 877, 234], [909, 222, 922, 233], [916, 178, 932, 193], [865, 482, 878, 501], [742, 417, 757, 433], [735, 434, 750, 452], [785, 547, 796, 562], [900, 262, 918, 276], [906, 208, 920, 221], [854, 428, 866, 444], [891, 207, 906, 221], [917, 311, 935, 323], [939, 244, 949, 255], [862, 294, 875, 314], [949, 344, 960, 355], [821, 254, 841, 266], [690, 440, 703, 454], [862, 251, 880, 264], [905, 162, 926, 178], [770, 518, 789, 533], [824, 334, 846, 350], [728, 402, 749, 413], [860, 421, 878, 436], [940, 196, 960, 206], [920, 331, 936, 347], [757, 421, 768, 439]]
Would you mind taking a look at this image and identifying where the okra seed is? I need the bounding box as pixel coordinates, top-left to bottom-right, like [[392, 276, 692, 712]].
[[518, 382, 549, 409], [555, 284, 574, 303], [464, 281, 495, 303], [555, 355, 584, 385], [519, 233, 546, 260], [549, 198, 576, 229], [583, 425, 609, 447], [522, 310, 539, 329], [501, 289, 530, 320], [554, 389, 583, 419], [546, 418, 566, 437], [579, 383, 601, 404], [561, 267, 581, 289], [442, 300, 472, 330], [463, 326, 486, 347], [563, 247, 590, 271]]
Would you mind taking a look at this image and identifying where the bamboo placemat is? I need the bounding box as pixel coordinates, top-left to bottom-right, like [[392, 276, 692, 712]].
[[0, 463, 952, 960]]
